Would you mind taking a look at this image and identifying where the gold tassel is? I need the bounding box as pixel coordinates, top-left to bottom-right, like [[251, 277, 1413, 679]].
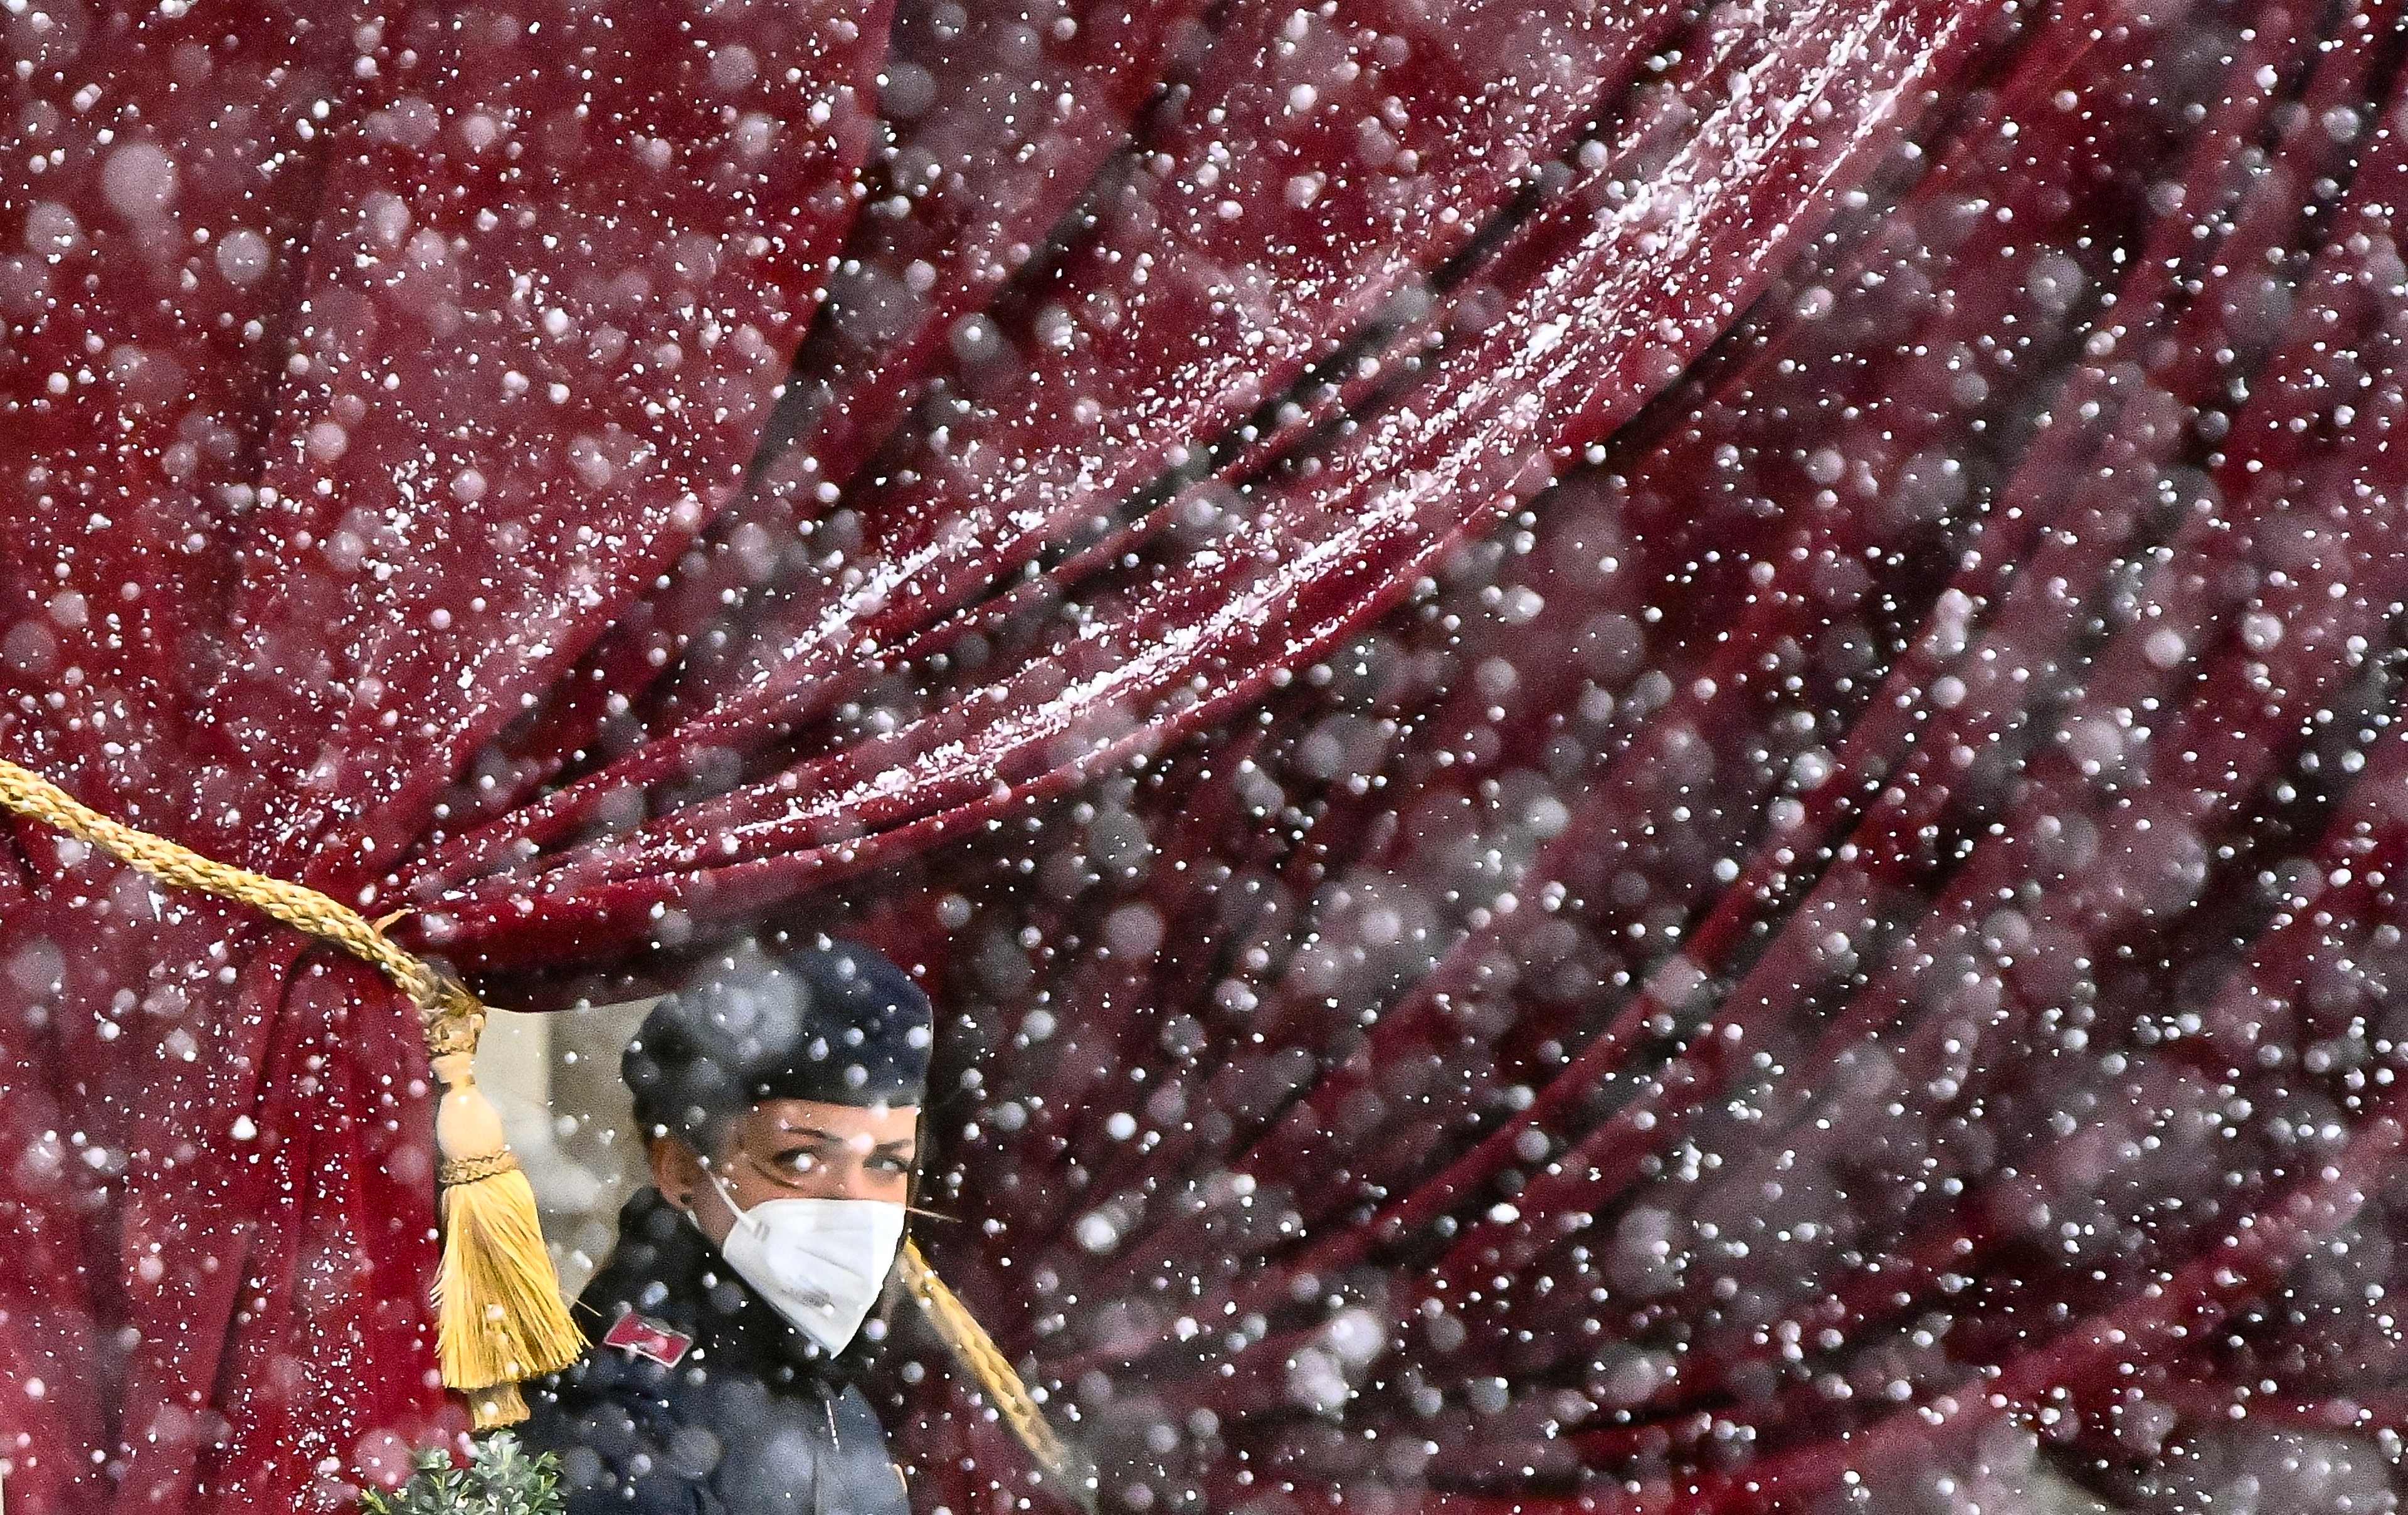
[[0, 758, 584, 1429], [899, 1239, 1096, 1511], [421, 983, 586, 1428]]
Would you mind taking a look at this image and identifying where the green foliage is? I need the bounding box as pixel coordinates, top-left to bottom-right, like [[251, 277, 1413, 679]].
[[359, 1433, 565, 1515]]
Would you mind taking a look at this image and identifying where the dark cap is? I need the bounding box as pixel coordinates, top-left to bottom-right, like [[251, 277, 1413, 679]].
[[623, 936, 934, 1152]]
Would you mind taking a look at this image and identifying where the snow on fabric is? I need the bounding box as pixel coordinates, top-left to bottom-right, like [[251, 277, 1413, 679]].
[[2, 0, 2404, 1512]]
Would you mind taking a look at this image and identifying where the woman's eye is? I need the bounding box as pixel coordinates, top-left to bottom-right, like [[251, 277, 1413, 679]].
[[872, 1155, 913, 1174], [777, 1150, 821, 1173]]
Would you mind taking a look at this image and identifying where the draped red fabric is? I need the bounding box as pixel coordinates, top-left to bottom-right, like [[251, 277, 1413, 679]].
[[4, 0, 2405, 1512]]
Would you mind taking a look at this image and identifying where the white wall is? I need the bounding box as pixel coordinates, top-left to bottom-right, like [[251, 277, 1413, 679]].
[[475, 998, 657, 1297]]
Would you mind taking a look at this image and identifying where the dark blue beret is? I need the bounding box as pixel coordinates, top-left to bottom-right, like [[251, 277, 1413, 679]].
[[623, 937, 934, 1150]]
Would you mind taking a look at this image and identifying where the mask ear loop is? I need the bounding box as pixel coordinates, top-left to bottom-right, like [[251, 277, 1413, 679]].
[[882, 1109, 931, 1324], [702, 1166, 752, 1235]]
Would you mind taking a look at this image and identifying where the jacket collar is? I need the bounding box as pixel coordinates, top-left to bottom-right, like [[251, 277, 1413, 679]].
[[574, 1185, 859, 1386]]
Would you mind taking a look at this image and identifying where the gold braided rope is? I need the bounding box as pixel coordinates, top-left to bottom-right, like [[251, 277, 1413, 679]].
[[899, 1238, 1093, 1506], [0, 758, 485, 1043]]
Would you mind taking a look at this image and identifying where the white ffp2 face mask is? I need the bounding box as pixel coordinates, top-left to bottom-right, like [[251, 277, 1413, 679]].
[[706, 1171, 906, 1356]]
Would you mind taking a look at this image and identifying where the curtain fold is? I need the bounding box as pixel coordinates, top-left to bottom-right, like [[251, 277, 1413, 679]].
[[4, 0, 2404, 1511]]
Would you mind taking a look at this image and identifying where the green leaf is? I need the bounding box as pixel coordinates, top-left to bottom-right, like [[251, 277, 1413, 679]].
[[352, 1433, 567, 1515]]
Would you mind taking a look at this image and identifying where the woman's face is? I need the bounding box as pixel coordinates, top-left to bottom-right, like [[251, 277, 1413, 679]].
[[655, 1097, 921, 1245]]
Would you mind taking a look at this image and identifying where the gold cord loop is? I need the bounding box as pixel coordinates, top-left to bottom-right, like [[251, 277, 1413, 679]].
[[0, 759, 472, 1031], [899, 1238, 1095, 1509]]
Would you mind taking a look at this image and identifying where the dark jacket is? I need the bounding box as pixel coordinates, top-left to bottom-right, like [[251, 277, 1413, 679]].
[[519, 1188, 911, 1515]]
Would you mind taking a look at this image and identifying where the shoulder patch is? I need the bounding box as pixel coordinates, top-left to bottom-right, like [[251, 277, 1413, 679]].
[[603, 1310, 692, 1367]]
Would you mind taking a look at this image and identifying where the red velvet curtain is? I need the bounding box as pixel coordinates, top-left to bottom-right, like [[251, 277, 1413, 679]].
[[4, 0, 2404, 1511]]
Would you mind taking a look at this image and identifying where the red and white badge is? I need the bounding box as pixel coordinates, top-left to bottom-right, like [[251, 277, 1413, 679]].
[[603, 1311, 692, 1368]]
